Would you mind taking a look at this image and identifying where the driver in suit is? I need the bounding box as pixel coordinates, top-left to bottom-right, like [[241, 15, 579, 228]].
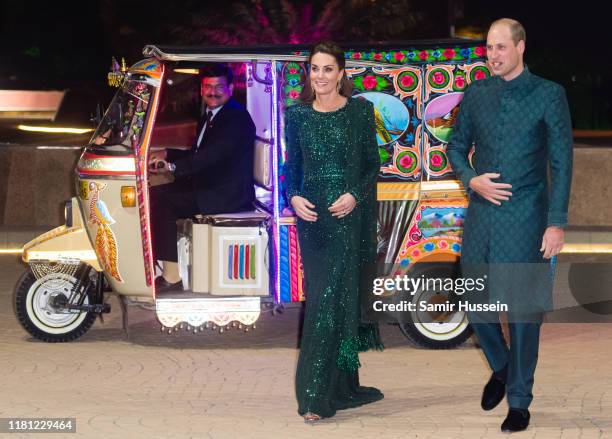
[[149, 64, 255, 292]]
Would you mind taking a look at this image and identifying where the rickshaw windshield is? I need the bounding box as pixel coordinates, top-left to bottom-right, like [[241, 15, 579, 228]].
[[88, 78, 155, 154]]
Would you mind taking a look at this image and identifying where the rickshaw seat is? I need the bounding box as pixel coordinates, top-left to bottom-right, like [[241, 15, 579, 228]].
[[192, 210, 270, 227], [178, 210, 270, 296], [253, 139, 272, 190]]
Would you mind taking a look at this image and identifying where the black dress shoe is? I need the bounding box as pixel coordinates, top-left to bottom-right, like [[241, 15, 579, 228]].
[[154, 276, 182, 294], [481, 373, 506, 410], [501, 408, 530, 433]]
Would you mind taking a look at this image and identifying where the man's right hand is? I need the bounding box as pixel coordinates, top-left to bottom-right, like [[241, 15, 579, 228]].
[[468, 173, 513, 206], [148, 159, 169, 174], [291, 196, 318, 222], [148, 150, 170, 174]]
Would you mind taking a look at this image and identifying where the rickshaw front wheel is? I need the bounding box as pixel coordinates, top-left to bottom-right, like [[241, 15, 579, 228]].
[[14, 269, 97, 343]]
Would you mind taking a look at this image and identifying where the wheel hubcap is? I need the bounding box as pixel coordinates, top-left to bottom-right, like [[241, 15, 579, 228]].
[[28, 274, 89, 329]]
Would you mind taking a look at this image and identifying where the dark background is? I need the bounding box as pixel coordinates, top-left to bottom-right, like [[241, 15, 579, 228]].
[[0, 0, 609, 128]]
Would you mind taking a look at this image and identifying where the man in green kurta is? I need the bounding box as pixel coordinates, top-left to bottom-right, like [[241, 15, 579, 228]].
[[447, 18, 572, 433]]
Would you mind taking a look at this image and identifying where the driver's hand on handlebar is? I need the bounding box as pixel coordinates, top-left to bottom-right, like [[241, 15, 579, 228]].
[[92, 128, 112, 145], [148, 158, 171, 174], [148, 149, 170, 173]]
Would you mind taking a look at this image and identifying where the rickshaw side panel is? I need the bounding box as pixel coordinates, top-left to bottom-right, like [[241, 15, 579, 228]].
[[22, 206, 101, 272], [76, 174, 148, 296], [274, 45, 490, 303]]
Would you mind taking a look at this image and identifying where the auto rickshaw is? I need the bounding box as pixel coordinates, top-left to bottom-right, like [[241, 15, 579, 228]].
[[14, 40, 490, 348]]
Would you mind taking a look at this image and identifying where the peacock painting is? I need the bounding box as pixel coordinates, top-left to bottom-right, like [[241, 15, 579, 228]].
[[87, 182, 123, 282]]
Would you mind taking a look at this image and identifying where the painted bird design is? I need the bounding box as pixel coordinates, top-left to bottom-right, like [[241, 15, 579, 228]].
[[88, 182, 123, 282], [373, 107, 393, 144], [426, 106, 460, 129]]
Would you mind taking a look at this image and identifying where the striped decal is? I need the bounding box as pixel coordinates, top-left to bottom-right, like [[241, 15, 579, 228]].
[[227, 243, 258, 280], [289, 226, 299, 302], [233, 245, 239, 279], [297, 242, 305, 301], [279, 226, 291, 301], [239, 245, 244, 279], [250, 245, 256, 280], [245, 245, 250, 279], [228, 245, 234, 279]]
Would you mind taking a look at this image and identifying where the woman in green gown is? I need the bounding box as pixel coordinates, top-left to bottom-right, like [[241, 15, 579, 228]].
[[284, 42, 384, 421]]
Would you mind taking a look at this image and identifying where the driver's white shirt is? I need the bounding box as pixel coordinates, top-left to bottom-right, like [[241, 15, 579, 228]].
[[195, 105, 223, 147]]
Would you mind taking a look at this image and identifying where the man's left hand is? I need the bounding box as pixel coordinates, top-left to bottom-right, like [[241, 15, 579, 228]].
[[540, 226, 564, 259]]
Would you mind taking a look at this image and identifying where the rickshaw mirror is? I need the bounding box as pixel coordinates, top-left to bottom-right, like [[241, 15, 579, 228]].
[[90, 101, 103, 127]]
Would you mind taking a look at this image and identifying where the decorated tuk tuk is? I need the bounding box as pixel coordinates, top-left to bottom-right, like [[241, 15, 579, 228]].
[[14, 40, 490, 348]]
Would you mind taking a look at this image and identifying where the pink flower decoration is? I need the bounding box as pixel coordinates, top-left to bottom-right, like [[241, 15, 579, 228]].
[[289, 90, 299, 99], [400, 75, 414, 88], [455, 76, 466, 88], [474, 70, 486, 81], [430, 154, 443, 167], [443, 48, 456, 59], [363, 75, 377, 90], [474, 46, 486, 56], [289, 68, 297, 74], [418, 50, 429, 60], [374, 53, 382, 60], [411, 250, 421, 257], [400, 155, 413, 168], [433, 72, 445, 85], [439, 240, 448, 249], [352, 52, 362, 60], [394, 52, 404, 61]]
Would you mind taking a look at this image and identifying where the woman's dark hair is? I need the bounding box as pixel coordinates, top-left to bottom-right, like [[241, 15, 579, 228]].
[[300, 41, 353, 103]]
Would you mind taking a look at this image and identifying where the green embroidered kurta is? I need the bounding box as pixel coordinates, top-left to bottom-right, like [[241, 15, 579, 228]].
[[285, 97, 383, 418], [447, 67, 573, 312]]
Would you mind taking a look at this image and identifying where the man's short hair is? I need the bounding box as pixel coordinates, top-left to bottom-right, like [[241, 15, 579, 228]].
[[490, 18, 526, 46], [201, 64, 233, 85]]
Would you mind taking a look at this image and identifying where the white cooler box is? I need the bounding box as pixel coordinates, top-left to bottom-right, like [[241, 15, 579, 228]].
[[179, 212, 270, 296]]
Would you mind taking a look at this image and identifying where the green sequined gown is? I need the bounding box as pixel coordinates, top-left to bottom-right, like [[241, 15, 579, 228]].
[[285, 97, 384, 418]]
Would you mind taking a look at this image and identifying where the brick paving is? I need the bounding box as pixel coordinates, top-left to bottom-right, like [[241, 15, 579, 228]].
[[0, 254, 611, 438]]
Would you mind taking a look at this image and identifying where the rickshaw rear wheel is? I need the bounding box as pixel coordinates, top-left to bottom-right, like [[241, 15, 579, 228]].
[[396, 262, 474, 349], [14, 269, 97, 343], [398, 315, 473, 349]]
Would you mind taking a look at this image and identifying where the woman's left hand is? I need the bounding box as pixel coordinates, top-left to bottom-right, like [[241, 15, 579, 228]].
[[329, 193, 356, 218]]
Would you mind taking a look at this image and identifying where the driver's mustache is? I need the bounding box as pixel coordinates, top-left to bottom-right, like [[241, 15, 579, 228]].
[[206, 94, 222, 98]]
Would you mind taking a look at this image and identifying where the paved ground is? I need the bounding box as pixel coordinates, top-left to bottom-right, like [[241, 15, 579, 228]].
[[1, 254, 611, 438]]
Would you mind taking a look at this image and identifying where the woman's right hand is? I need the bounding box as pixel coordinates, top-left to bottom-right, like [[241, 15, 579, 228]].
[[291, 196, 318, 222]]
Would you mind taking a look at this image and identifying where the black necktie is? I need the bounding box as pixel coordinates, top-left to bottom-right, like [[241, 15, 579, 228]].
[[204, 110, 213, 134], [195, 110, 213, 152]]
